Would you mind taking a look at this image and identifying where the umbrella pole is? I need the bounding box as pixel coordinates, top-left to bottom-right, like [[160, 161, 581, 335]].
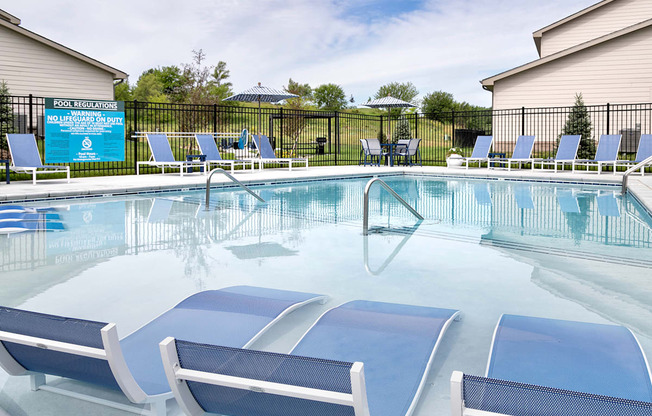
[[387, 108, 391, 143], [258, 98, 261, 136]]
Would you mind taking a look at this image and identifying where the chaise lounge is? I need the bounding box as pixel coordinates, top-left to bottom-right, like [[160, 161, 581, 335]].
[[6, 133, 70, 185], [0, 286, 327, 415], [160, 300, 459, 416], [451, 314, 652, 416]]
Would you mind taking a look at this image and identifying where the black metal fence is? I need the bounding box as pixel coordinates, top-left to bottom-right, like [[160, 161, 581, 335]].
[[1, 94, 651, 177]]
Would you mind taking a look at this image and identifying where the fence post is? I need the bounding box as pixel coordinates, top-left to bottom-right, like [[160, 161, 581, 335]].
[[451, 110, 455, 148], [334, 111, 339, 165], [133, 100, 138, 173], [606, 103, 610, 134], [414, 113, 418, 138], [521, 106, 525, 136], [279, 107, 284, 153], [28, 94, 34, 135], [213, 104, 217, 134]]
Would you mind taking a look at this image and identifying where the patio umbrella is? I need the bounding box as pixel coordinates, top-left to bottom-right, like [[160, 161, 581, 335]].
[[224, 82, 298, 136], [363, 95, 416, 141]]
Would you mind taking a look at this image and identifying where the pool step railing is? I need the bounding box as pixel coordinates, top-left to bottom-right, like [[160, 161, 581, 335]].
[[206, 168, 265, 207], [621, 154, 652, 194], [363, 178, 423, 236]]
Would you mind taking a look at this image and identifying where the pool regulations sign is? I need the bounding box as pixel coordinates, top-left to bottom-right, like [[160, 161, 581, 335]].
[[44, 98, 125, 163]]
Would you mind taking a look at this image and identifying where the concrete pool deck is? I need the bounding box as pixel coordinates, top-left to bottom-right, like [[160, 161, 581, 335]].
[[1, 165, 652, 214]]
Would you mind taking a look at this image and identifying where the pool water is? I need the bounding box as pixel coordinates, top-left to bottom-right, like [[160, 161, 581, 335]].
[[1, 175, 651, 415]]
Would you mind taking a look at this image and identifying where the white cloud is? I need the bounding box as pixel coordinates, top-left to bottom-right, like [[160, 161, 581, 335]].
[[6, 0, 597, 107]]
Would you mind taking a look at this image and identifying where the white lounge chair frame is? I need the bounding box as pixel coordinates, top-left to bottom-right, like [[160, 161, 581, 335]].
[[136, 133, 207, 176], [160, 337, 370, 416], [0, 324, 169, 415], [6, 134, 70, 185]]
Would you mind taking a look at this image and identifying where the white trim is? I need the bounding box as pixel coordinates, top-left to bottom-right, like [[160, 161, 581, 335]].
[[101, 324, 149, 404], [405, 310, 461, 416], [241, 294, 328, 349], [483, 18, 652, 87], [0, 330, 106, 359], [350, 362, 370, 416], [159, 337, 207, 416], [485, 314, 504, 377], [176, 367, 355, 406], [0, 19, 126, 79]]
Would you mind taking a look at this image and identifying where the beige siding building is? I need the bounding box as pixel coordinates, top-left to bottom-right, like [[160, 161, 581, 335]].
[[482, 0, 652, 110], [0, 9, 126, 100]]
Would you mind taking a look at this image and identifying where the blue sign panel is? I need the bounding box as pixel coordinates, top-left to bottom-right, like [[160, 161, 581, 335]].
[[44, 98, 125, 163]]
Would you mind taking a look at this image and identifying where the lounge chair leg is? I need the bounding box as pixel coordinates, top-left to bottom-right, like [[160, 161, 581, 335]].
[[149, 399, 167, 416], [30, 373, 46, 391]]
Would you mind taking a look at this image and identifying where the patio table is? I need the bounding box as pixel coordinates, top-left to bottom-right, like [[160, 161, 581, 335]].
[[381, 143, 400, 166]]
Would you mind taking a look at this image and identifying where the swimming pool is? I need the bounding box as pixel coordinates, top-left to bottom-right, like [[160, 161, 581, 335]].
[[1, 175, 651, 415]]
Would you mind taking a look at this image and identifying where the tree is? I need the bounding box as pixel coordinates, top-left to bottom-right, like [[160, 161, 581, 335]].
[[393, 115, 411, 144], [313, 84, 347, 111], [283, 78, 312, 156], [562, 93, 594, 159], [208, 61, 233, 102], [374, 81, 418, 103], [132, 73, 167, 103], [114, 80, 132, 101], [0, 81, 13, 154], [422, 91, 456, 123]]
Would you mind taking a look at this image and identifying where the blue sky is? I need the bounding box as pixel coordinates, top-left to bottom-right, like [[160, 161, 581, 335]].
[[5, 0, 597, 107]]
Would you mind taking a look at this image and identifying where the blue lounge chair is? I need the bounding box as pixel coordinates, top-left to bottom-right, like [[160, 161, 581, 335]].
[[0, 212, 60, 222], [556, 189, 580, 213], [137, 134, 207, 176], [451, 314, 652, 416], [615, 133, 652, 175], [6, 134, 70, 185], [250, 135, 308, 171], [513, 185, 534, 210], [532, 135, 581, 172], [195, 134, 254, 173], [0, 286, 327, 415], [160, 300, 459, 416], [0, 220, 64, 234], [572, 134, 622, 174], [462, 135, 493, 169], [489, 135, 535, 171]]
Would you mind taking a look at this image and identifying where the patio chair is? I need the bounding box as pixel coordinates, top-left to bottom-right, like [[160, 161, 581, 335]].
[[137, 133, 207, 176], [360, 138, 386, 166], [395, 138, 423, 166], [0, 286, 327, 415], [532, 135, 581, 172], [489, 135, 535, 171], [462, 135, 493, 169], [250, 135, 308, 171], [195, 134, 254, 173], [160, 300, 459, 416], [6, 134, 70, 185], [572, 134, 621, 174], [614, 133, 652, 175], [450, 314, 652, 416]]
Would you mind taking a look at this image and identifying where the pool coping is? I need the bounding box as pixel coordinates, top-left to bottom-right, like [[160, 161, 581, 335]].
[[1, 165, 651, 215]]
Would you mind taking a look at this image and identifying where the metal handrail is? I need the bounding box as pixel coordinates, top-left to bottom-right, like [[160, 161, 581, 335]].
[[206, 168, 264, 207], [363, 178, 423, 235], [621, 155, 652, 194]]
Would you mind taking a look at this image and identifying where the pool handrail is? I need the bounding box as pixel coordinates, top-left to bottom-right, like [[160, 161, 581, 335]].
[[363, 178, 423, 235], [622, 154, 652, 193], [205, 168, 265, 207]]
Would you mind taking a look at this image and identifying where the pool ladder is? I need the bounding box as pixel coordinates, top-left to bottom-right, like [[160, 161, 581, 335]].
[[363, 178, 423, 235], [621, 155, 652, 194], [205, 168, 265, 207]]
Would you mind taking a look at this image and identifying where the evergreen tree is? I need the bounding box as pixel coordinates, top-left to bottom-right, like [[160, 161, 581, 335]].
[[562, 93, 594, 159], [393, 115, 411, 144], [0, 81, 13, 153]]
